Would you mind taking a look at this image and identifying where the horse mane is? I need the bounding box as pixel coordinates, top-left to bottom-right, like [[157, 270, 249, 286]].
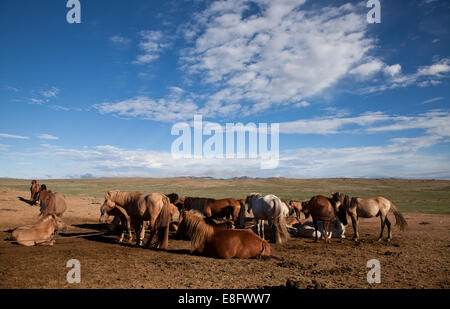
[[180, 211, 214, 252]]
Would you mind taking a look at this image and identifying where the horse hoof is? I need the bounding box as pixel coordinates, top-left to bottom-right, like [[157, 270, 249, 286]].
[[387, 239, 391, 242], [377, 238, 382, 242]]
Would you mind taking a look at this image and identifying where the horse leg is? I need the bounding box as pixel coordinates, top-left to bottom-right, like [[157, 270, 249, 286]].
[[313, 218, 319, 243], [261, 220, 265, 240], [323, 220, 330, 243], [377, 215, 386, 242], [350, 213, 359, 241], [385, 217, 392, 241]]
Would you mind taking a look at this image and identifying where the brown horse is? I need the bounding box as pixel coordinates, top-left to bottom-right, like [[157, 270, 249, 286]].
[[99, 200, 132, 243], [331, 192, 407, 242], [165, 193, 179, 205], [177, 210, 271, 259], [30, 180, 40, 205], [302, 195, 348, 243], [39, 187, 67, 218], [103, 190, 171, 249], [11, 214, 67, 246], [182, 197, 245, 228]]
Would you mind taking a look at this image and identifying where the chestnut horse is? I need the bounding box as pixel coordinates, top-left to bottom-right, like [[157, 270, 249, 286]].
[[182, 197, 245, 228], [301, 195, 348, 243], [177, 210, 271, 259], [38, 187, 67, 218], [30, 180, 40, 205], [331, 192, 407, 242], [103, 190, 171, 249]]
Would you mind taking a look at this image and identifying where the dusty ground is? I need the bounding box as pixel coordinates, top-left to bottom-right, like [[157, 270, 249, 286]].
[[0, 187, 448, 289]]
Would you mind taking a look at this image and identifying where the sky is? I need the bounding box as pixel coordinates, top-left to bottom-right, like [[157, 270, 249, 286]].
[[0, 0, 449, 179]]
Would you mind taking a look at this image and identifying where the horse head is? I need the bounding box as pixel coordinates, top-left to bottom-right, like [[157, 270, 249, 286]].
[[300, 201, 311, 219], [52, 214, 67, 233], [99, 199, 116, 223]]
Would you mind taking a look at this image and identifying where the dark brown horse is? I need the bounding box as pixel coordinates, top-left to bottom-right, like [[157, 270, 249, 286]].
[[177, 210, 271, 259], [301, 195, 347, 243], [30, 180, 40, 205], [165, 193, 179, 205], [182, 197, 245, 228]]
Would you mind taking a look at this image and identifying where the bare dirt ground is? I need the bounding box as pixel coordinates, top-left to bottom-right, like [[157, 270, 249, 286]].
[[0, 187, 448, 289]]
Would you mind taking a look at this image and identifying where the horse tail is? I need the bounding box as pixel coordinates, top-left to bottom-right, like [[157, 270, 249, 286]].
[[237, 200, 246, 228], [155, 195, 171, 249], [272, 198, 290, 244], [390, 201, 408, 231]]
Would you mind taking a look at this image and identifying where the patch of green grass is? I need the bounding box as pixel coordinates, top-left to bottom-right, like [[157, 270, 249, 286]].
[[1, 177, 449, 214]]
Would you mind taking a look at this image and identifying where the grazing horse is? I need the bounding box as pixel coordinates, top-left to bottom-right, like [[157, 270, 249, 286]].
[[244, 193, 293, 244], [11, 214, 67, 246], [39, 187, 67, 218], [99, 200, 132, 243], [182, 197, 245, 228], [30, 180, 40, 205], [177, 210, 271, 259], [104, 190, 171, 249], [301, 195, 348, 243], [331, 192, 407, 242]]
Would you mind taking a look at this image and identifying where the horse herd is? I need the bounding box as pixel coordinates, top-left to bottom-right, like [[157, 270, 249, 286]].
[[9, 180, 408, 259]]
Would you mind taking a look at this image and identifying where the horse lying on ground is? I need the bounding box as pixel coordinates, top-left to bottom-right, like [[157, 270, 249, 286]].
[[30, 180, 40, 205], [244, 193, 293, 244], [10, 214, 67, 246], [293, 220, 346, 239], [39, 186, 67, 218], [103, 190, 171, 249], [177, 210, 271, 259], [331, 192, 407, 242], [301, 195, 348, 243]]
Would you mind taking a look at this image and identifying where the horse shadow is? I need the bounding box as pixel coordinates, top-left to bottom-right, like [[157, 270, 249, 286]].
[[72, 223, 106, 232], [18, 196, 35, 206]]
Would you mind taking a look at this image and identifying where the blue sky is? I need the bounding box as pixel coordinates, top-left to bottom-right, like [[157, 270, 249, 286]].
[[0, 0, 449, 179]]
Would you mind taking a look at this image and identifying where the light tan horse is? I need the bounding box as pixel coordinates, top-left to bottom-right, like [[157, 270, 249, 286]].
[[99, 200, 132, 243], [39, 188, 67, 217], [11, 214, 67, 246], [104, 190, 171, 249], [331, 192, 407, 242]]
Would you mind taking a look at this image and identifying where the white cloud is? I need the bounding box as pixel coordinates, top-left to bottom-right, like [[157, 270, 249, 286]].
[[94, 89, 199, 122], [39, 87, 59, 98], [109, 35, 131, 45], [133, 30, 169, 65], [181, 0, 375, 114], [423, 97, 444, 104], [37, 134, 59, 140], [0, 133, 29, 139]]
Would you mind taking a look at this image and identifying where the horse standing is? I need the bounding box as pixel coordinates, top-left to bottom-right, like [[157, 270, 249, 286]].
[[30, 180, 40, 205], [99, 200, 132, 243], [301, 195, 348, 243], [177, 210, 271, 259], [331, 192, 407, 242], [39, 186, 67, 218], [103, 190, 171, 249], [11, 214, 67, 246], [244, 193, 293, 244]]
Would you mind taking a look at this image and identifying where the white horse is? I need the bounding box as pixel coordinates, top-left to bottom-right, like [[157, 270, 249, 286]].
[[294, 220, 346, 239], [244, 193, 293, 244]]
